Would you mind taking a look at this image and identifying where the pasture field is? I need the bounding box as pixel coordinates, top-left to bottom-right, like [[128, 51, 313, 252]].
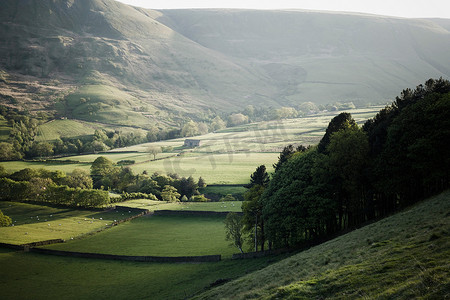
[[35, 119, 149, 142], [0, 248, 287, 300], [118, 199, 243, 212], [199, 185, 247, 196], [0, 202, 142, 245], [128, 152, 279, 184], [35, 119, 97, 142], [0, 160, 91, 174], [44, 214, 238, 257]]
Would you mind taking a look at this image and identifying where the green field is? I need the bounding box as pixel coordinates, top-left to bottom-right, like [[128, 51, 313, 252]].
[[0, 202, 142, 245], [35, 119, 149, 142], [117, 199, 243, 212], [0, 247, 285, 300], [44, 214, 237, 257]]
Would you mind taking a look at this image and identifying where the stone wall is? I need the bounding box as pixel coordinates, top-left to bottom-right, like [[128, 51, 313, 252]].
[[31, 248, 221, 263]]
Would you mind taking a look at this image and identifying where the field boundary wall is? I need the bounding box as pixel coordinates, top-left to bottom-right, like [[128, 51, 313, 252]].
[[30, 248, 221, 262], [153, 210, 242, 217]]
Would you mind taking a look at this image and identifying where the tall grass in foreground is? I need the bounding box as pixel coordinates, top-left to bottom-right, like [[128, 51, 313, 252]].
[[194, 190, 450, 299]]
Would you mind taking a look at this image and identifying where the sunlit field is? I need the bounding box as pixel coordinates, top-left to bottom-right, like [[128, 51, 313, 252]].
[[0, 202, 142, 245]]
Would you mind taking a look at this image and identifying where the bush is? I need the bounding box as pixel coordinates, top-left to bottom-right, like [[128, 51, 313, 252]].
[[119, 192, 158, 202], [220, 194, 236, 202], [190, 194, 210, 202], [0, 209, 12, 227], [117, 160, 135, 166]]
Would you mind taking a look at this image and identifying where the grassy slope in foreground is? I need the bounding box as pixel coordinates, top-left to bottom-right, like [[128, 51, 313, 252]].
[[194, 190, 450, 299]]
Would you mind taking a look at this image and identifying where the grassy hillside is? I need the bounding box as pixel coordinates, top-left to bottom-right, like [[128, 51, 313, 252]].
[[194, 190, 450, 299], [35, 118, 148, 142]]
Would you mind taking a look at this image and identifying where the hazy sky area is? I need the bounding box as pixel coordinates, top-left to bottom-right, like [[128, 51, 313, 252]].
[[115, 0, 450, 19]]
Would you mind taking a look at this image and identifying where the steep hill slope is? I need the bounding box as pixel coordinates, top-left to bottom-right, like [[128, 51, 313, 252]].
[[0, 0, 274, 127], [1, 1, 450, 129], [194, 190, 450, 299]]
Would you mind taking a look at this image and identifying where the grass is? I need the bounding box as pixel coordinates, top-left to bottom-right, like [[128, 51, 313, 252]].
[[0, 160, 91, 174], [35, 119, 150, 142], [117, 199, 243, 212], [0, 248, 288, 300], [129, 152, 279, 184], [200, 185, 247, 197], [193, 190, 450, 299], [35, 119, 96, 142], [63, 84, 153, 128], [0, 202, 142, 245], [44, 214, 237, 257]]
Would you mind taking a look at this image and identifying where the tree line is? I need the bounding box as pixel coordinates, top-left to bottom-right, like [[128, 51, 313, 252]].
[[90, 156, 207, 202], [233, 78, 450, 251], [0, 167, 109, 208]]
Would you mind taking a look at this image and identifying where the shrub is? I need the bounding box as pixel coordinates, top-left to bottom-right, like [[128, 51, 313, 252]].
[[220, 194, 236, 202], [190, 194, 210, 202], [0, 209, 12, 227]]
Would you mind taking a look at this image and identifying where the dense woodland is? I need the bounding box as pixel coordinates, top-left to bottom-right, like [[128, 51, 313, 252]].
[[239, 78, 450, 250]]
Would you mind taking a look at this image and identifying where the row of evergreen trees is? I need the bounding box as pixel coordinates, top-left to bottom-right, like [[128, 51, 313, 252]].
[[242, 78, 450, 250]]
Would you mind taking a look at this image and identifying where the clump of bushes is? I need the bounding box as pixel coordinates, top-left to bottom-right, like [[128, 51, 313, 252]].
[[0, 209, 12, 227], [190, 194, 210, 202], [118, 192, 158, 202], [220, 194, 236, 201], [117, 160, 135, 166]]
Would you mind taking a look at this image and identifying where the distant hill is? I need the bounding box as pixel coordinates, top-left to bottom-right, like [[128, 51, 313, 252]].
[[1, 0, 449, 129]]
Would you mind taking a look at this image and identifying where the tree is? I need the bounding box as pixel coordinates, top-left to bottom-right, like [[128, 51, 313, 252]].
[[181, 120, 199, 137], [0, 142, 21, 160], [273, 145, 295, 172], [0, 209, 12, 227], [224, 212, 244, 253], [326, 125, 369, 227], [198, 177, 207, 188], [275, 107, 298, 119], [147, 146, 162, 160], [63, 168, 93, 189], [161, 185, 180, 202], [228, 113, 248, 127], [210, 116, 226, 131], [317, 112, 357, 153], [29, 141, 54, 158], [242, 185, 266, 251], [90, 156, 118, 189], [245, 165, 270, 189]]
